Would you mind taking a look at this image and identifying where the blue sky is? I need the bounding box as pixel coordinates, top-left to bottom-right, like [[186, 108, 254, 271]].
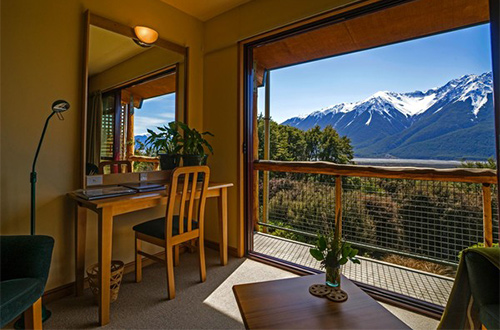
[[134, 93, 176, 135], [258, 24, 492, 123], [134, 24, 492, 134]]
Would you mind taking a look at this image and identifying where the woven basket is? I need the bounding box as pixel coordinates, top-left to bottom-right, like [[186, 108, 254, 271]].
[[86, 260, 124, 304]]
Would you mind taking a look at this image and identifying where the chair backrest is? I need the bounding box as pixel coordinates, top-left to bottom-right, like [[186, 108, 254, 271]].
[[165, 166, 210, 239], [98, 160, 132, 174]]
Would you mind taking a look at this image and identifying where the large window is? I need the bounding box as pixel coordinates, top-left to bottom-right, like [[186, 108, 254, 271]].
[[244, 0, 497, 314]]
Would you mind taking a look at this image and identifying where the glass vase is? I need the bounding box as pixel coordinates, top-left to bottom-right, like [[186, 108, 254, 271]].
[[325, 265, 341, 287]]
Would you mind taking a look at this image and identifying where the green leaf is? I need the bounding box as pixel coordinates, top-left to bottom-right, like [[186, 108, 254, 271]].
[[339, 257, 348, 265], [325, 250, 336, 267], [341, 246, 350, 258], [351, 258, 361, 264], [310, 248, 324, 261], [318, 236, 327, 251], [349, 249, 358, 258]]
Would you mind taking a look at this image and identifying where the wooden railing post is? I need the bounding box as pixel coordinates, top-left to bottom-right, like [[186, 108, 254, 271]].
[[335, 176, 342, 236], [482, 183, 493, 247]]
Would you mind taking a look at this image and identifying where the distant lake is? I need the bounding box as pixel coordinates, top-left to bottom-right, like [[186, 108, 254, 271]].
[[353, 158, 462, 169]]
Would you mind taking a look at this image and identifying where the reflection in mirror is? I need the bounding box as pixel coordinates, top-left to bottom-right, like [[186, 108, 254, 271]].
[[85, 21, 186, 177]]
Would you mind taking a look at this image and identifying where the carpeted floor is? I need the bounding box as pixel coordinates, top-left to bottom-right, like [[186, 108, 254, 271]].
[[43, 249, 295, 329], [40, 248, 438, 329]]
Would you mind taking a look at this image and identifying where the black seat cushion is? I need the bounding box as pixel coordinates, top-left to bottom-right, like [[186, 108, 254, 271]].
[[0, 278, 44, 327], [133, 216, 198, 240]]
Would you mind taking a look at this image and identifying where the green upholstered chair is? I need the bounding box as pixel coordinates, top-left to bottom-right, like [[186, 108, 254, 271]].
[[439, 247, 499, 329], [465, 249, 499, 330], [0, 235, 54, 328]]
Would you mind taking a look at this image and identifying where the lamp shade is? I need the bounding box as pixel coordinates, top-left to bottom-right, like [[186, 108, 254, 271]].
[[133, 26, 159, 45]]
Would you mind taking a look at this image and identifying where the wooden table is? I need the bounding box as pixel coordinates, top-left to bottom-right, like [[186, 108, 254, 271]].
[[233, 274, 411, 329], [68, 182, 232, 326]]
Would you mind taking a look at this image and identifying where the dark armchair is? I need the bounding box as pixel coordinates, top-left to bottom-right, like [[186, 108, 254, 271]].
[[465, 248, 499, 329], [439, 247, 499, 329], [0, 235, 54, 329]]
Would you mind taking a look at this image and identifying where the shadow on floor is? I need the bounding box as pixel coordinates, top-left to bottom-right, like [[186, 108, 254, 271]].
[[44, 249, 247, 329]]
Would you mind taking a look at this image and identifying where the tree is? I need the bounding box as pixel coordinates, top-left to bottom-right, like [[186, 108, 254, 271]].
[[258, 119, 354, 164], [304, 125, 353, 163], [460, 157, 497, 169]]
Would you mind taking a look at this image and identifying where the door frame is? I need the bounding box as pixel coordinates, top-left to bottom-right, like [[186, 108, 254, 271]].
[[237, 0, 499, 318]]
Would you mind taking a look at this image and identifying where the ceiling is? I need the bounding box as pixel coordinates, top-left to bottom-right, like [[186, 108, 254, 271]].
[[160, 0, 251, 21], [88, 25, 148, 76], [253, 0, 489, 84]]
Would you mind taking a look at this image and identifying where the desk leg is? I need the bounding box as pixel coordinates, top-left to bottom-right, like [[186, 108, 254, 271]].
[[75, 205, 87, 296], [218, 187, 228, 266], [98, 207, 113, 326]]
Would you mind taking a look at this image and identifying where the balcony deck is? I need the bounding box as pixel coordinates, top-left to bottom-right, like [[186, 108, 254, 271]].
[[253, 232, 454, 307]]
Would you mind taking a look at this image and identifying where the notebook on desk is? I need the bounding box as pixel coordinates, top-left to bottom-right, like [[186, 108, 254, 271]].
[[120, 182, 166, 193], [74, 186, 136, 200]]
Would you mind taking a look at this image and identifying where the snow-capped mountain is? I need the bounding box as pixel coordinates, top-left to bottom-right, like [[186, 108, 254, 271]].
[[281, 72, 495, 160]]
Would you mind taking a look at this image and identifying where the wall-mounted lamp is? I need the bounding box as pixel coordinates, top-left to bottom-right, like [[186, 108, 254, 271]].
[[133, 26, 159, 47]]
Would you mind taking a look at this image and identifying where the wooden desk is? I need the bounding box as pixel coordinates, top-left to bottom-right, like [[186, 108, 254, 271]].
[[233, 274, 410, 329], [68, 182, 233, 326]]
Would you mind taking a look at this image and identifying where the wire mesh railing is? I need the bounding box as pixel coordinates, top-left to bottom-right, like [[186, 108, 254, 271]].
[[254, 161, 498, 267]]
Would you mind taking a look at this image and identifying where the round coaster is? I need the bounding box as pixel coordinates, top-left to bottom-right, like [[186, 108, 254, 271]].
[[326, 288, 348, 302], [309, 284, 332, 297]]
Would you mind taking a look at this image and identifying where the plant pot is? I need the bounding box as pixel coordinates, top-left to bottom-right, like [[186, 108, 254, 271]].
[[182, 154, 208, 166], [159, 154, 181, 170], [325, 265, 341, 288]]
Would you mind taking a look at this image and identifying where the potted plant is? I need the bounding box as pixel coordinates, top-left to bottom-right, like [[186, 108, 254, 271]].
[[145, 122, 182, 170], [177, 122, 214, 166], [310, 219, 360, 288]]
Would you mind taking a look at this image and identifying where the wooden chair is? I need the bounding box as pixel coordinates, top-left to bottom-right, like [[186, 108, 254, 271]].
[[98, 160, 132, 174], [133, 166, 210, 299]]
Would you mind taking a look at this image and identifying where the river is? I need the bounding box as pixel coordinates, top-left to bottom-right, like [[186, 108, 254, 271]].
[[353, 158, 463, 169]]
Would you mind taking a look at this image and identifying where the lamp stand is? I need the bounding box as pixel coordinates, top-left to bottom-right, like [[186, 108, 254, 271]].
[[14, 112, 57, 329]]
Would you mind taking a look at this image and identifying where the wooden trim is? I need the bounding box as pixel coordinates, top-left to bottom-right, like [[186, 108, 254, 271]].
[[205, 239, 239, 257], [482, 184, 493, 247], [89, 13, 186, 55], [355, 281, 443, 320], [81, 11, 189, 188], [81, 11, 90, 188], [254, 160, 497, 184], [183, 47, 189, 126], [238, 0, 381, 46], [101, 65, 177, 94], [243, 39, 256, 255], [490, 0, 500, 235], [175, 62, 181, 122], [87, 169, 172, 187], [252, 61, 260, 233], [248, 252, 318, 276], [237, 33, 246, 258]]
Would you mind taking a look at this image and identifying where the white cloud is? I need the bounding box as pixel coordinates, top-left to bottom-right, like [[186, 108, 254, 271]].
[[134, 116, 174, 135]]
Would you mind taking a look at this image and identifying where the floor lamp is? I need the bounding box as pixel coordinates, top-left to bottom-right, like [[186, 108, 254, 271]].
[[15, 100, 70, 329]]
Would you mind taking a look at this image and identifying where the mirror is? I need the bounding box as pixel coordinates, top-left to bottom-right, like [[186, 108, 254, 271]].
[[81, 12, 188, 185]]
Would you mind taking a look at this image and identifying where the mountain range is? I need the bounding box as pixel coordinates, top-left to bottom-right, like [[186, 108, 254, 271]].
[[282, 72, 495, 160]]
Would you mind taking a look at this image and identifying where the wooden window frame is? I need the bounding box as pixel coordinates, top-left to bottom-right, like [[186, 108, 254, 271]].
[[99, 66, 178, 170], [237, 0, 500, 317]]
